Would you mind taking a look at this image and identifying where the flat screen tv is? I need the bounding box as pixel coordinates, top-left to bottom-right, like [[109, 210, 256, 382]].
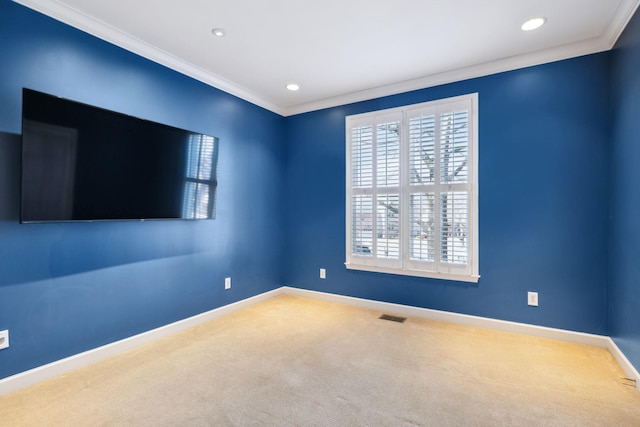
[[21, 88, 219, 223]]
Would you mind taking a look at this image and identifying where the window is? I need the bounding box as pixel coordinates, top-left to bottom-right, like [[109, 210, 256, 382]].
[[346, 93, 478, 282]]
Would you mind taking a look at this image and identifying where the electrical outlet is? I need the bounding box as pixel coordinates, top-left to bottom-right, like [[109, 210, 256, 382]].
[[320, 268, 326, 279], [528, 292, 538, 307], [0, 330, 9, 350], [225, 277, 231, 290]]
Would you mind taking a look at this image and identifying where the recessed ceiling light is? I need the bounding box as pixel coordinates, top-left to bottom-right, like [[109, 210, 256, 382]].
[[286, 83, 300, 91], [521, 17, 546, 31], [211, 28, 226, 37]]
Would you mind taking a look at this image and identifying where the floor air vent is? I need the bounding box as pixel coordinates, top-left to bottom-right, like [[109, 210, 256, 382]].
[[379, 314, 407, 323]]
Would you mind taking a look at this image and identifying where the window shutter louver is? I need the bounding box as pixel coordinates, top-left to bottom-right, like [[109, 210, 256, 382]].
[[351, 126, 373, 188], [440, 191, 468, 265], [409, 192, 435, 262], [376, 193, 400, 259], [409, 114, 436, 185], [351, 195, 373, 256], [440, 110, 469, 185], [376, 122, 400, 187]]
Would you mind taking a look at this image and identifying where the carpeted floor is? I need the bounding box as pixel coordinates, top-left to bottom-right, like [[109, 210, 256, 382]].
[[1, 294, 639, 426]]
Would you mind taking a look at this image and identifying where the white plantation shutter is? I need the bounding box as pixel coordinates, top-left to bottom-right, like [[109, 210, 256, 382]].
[[440, 110, 469, 184], [346, 94, 478, 282], [376, 122, 400, 187], [351, 194, 373, 256], [409, 192, 435, 262], [347, 112, 402, 270], [405, 99, 473, 277], [409, 113, 435, 185], [376, 193, 400, 259], [440, 192, 468, 265], [351, 125, 373, 188]]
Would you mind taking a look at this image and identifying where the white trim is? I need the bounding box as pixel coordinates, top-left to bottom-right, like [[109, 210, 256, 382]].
[[281, 287, 609, 347], [344, 262, 480, 283], [2, 286, 638, 396], [604, 0, 640, 48], [282, 36, 618, 116], [283, 40, 601, 116], [606, 337, 640, 390], [283, 286, 638, 391], [12, 0, 640, 117], [0, 287, 285, 396], [346, 94, 479, 283], [12, 0, 285, 116]]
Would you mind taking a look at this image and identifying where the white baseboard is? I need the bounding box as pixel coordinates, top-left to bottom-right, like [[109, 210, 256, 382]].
[[281, 287, 609, 346], [2, 285, 638, 395], [606, 337, 640, 388], [281, 286, 639, 391], [0, 287, 285, 396]]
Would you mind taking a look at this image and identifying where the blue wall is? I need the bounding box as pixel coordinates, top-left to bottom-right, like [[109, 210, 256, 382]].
[[610, 9, 640, 373], [3, 0, 639, 381], [0, 0, 286, 379], [284, 54, 611, 335]]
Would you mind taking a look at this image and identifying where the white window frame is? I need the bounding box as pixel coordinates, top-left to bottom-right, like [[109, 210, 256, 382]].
[[345, 93, 479, 283]]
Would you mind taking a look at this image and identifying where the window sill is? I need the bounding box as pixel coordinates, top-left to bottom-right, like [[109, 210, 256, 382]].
[[344, 262, 480, 283]]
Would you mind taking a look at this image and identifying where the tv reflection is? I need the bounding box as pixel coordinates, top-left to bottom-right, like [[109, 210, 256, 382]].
[[182, 134, 218, 219]]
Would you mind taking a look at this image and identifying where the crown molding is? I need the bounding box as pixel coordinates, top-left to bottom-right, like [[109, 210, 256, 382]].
[[282, 37, 612, 116], [14, 0, 640, 117], [604, 0, 640, 47], [13, 0, 286, 116], [284, 0, 637, 116]]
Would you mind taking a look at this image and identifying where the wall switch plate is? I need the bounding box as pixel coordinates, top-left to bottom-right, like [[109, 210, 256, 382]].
[[225, 277, 231, 290], [0, 330, 8, 350], [320, 268, 326, 279], [528, 292, 539, 307]]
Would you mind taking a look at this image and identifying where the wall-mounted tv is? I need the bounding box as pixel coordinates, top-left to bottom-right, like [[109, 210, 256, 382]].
[[21, 88, 219, 223]]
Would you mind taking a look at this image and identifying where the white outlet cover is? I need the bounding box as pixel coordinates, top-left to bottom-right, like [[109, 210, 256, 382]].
[[528, 292, 539, 307], [0, 330, 8, 350], [320, 268, 326, 279], [225, 277, 231, 289]]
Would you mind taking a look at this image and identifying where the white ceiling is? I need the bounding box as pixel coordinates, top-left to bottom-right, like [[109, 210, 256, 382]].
[[15, 0, 640, 116]]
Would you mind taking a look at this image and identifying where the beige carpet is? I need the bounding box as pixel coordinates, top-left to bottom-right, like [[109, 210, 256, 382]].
[[1, 294, 639, 426]]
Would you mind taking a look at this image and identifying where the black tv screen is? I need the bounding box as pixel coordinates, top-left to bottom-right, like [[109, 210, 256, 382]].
[[21, 88, 219, 223]]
